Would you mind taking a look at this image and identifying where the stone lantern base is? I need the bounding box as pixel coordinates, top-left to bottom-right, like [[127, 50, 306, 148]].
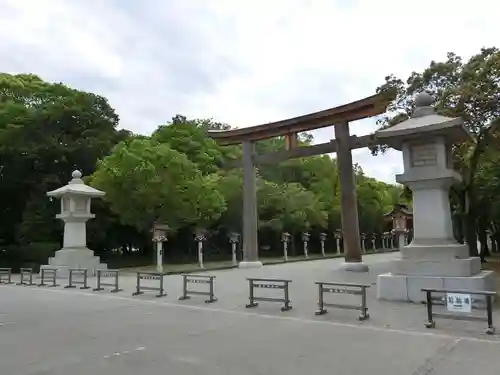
[[41, 248, 108, 278], [377, 243, 495, 302]]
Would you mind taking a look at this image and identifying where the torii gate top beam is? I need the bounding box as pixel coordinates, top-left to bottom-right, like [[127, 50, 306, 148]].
[[207, 93, 387, 145]]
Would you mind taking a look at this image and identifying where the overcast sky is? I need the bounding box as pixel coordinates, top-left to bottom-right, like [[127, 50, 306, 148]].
[[1, 0, 498, 183]]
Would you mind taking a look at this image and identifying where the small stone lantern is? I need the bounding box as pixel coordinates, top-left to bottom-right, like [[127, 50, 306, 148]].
[[281, 232, 291, 261], [319, 233, 327, 257], [43, 170, 107, 277], [384, 204, 412, 250], [194, 228, 208, 269], [301, 232, 310, 258], [334, 230, 342, 254], [370, 233, 377, 252], [360, 233, 367, 253], [228, 232, 240, 266], [152, 222, 169, 273]]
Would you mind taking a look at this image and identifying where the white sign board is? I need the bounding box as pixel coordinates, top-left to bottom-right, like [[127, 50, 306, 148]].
[[446, 293, 472, 313]]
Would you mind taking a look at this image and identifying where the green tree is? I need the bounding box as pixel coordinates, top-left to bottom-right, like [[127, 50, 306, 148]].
[[0, 73, 128, 248], [90, 138, 226, 232]]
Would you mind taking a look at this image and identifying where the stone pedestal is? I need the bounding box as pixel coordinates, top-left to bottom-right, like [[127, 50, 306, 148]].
[[375, 93, 495, 303], [42, 170, 107, 278]]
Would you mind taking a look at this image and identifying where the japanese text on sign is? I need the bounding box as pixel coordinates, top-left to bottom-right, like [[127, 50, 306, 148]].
[[446, 293, 472, 313]]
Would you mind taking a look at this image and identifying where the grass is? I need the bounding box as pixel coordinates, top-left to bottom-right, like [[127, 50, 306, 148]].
[[119, 249, 398, 274]]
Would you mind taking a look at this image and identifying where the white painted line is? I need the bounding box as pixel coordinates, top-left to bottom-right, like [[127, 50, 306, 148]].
[[135, 346, 145, 351], [2, 284, 499, 345]]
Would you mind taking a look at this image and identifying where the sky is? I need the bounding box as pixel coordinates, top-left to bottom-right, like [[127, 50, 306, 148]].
[[1, 0, 498, 183]]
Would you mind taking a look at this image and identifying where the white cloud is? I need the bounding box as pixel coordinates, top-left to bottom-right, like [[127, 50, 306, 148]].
[[0, 0, 498, 183]]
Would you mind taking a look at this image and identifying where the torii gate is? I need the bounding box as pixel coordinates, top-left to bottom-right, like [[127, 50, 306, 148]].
[[208, 94, 389, 271]]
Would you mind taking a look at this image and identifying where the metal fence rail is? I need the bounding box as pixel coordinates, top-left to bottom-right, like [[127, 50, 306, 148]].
[[0, 268, 13, 284], [65, 268, 90, 289], [93, 270, 122, 293], [178, 274, 217, 303], [17, 268, 35, 286], [38, 268, 59, 287], [422, 288, 496, 334], [246, 278, 292, 312], [132, 272, 167, 298], [315, 281, 370, 320]]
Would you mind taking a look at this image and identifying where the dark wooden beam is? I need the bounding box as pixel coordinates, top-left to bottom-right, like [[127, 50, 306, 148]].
[[220, 133, 382, 169]]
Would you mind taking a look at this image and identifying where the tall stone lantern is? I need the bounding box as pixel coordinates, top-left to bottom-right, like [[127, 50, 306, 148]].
[[43, 170, 107, 277], [376, 93, 495, 302]]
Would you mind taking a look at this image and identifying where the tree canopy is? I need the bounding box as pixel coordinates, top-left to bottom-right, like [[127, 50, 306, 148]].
[[0, 71, 414, 269]]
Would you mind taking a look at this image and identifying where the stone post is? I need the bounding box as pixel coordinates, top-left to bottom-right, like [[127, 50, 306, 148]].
[[281, 232, 291, 261], [228, 232, 240, 266], [319, 232, 327, 257], [194, 228, 207, 269], [301, 232, 310, 258], [371, 234, 376, 252]]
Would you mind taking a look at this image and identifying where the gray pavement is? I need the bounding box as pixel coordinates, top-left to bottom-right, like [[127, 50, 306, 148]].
[[1, 253, 500, 374]]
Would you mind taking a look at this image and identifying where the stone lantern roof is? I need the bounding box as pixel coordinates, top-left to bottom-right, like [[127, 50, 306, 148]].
[[47, 170, 105, 198], [383, 204, 413, 218], [375, 92, 473, 150]]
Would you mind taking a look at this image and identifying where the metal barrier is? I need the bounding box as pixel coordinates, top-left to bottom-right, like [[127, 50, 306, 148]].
[[178, 274, 217, 303], [246, 278, 292, 312], [132, 272, 167, 298], [315, 281, 370, 320], [422, 288, 496, 334], [38, 268, 59, 287], [93, 270, 122, 292], [17, 268, 35, 285], [65, 268, 90, 289], [0, 268, 13, 284]]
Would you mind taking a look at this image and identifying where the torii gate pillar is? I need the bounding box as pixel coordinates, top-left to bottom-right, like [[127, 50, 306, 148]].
[[335, 122, 367, 271], [239, 141, 263, 268]]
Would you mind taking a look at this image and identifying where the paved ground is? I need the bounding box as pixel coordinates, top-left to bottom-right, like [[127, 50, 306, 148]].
[[1, 253, 500, 374]]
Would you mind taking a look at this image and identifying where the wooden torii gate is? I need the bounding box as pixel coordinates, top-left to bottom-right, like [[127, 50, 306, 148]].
[[208, 94, 389, 271]]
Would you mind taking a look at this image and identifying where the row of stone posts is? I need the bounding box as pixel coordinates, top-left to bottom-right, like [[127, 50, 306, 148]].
[[151, 228, 411, 271]]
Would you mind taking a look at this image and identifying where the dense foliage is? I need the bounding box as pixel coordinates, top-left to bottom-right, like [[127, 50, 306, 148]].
[[7, 62, 473, 270]]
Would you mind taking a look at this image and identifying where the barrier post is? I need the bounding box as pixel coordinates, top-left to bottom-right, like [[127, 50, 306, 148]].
[[178, 274, 217, 303], [93, 270, 122, 292], [17, 268, 35, 286], [0, 268, 13, 284], [38, 268, 59, 287]]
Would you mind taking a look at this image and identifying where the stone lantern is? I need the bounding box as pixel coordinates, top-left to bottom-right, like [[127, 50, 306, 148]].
[[319, 233, 327, 257], [43, 170, 107, 277], [376, 92, 495, 302], [194, 228, 207, 269], [384, 204, 412, 250], [301, 232, 310, 258], [228, 232, 240, 266], [360, 233, 367, 253], [152, 222, 169, 273], [334, 230, 342, 255], [281, 232, 291, 261]]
